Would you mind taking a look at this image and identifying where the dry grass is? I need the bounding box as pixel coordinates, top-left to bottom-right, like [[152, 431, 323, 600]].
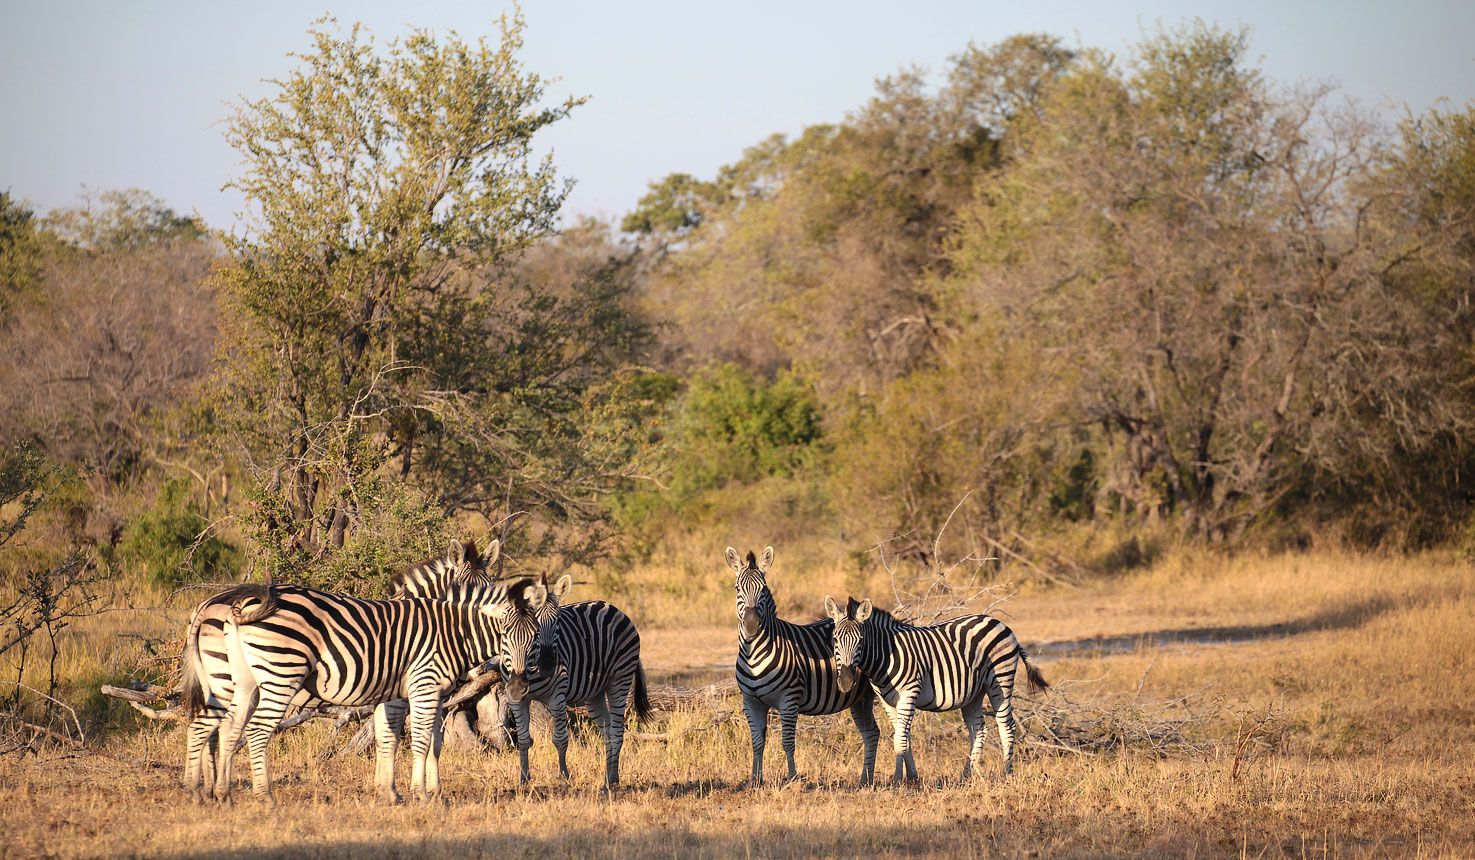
[[2, 550, 1473, 859]]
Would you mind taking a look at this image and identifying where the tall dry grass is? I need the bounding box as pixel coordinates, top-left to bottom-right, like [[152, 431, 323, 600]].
[[1, 550, 1472, 858]]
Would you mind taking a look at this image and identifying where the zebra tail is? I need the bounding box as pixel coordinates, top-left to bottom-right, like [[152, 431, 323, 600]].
[[180, 600, 211, 719], [1021, 649, 1050, 694], [630, 661, 654, 724]]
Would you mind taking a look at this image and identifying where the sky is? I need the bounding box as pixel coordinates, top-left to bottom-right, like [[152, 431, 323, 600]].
[[2, 0, 1472, 232]]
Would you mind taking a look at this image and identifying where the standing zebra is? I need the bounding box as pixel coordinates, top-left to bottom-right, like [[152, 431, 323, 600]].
[[824, 595, 1048, 783], [494, 573, 653, 787], [193, 579, 516, 805], [179, 537, 496, 804], [378, 537, 500, 797], [730, 546, 880, 786]]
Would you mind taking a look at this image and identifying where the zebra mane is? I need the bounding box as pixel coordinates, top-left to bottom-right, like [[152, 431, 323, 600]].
[[847, 596, 898, 626]]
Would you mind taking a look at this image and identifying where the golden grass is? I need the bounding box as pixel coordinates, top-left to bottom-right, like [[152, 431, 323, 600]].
[[2, 550, 1473, 858]]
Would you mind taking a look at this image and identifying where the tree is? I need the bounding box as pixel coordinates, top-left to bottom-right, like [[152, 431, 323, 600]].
[[0, 192, 52, 320], [942, 23, 1475, 542], [211, 16, 652, 583], [45, 188, 204, 250], [632, 35, 1075, 390]]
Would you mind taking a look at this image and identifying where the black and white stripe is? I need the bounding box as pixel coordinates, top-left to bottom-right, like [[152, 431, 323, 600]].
[[389, 537, 499, 599], [184, 579, 515, 804], [494, 575, 653, 786], [729, 546, 880, 785], [825, 595, 1048, 783], [179, 538, 497, 804]]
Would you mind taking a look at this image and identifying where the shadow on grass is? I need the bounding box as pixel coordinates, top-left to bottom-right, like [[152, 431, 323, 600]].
[[143, 816, 1366, 860], [1035, 596, 1394, 657]]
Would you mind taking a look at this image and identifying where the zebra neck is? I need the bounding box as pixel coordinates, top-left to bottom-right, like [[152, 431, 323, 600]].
[[857, 618, 900, 676], [445, 605, 498, 672]]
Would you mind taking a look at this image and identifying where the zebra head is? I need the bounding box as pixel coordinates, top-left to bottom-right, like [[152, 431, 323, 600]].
[[486, 573, 569, 702], [448, 535, 500, 587], [825, 595, 872, 693], [726, 545, 775, 641]]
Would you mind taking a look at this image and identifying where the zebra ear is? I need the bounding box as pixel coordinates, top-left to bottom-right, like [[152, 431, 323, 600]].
[[525, 579, 549, 611], [481, 601, 510, 622], [449, 539, 467, 565], [482, 538, 500, 567], [855, 599, 873, 623], [551, 574, 573, 602], [824, 595, 843, 621], [725, 546, 743, 573], [758, 546, 774, 573]]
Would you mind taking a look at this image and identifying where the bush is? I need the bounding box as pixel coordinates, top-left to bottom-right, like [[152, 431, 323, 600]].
[[115, 479, 241, 585], [669, 363, 825, 494]]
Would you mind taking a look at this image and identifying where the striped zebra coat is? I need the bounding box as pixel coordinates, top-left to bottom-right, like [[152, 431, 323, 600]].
[[179, 538, 496, 804], [493, 574, 652, 786], [186, 579, 514, 805], [729, 546, 880, 785], [826, 596, 1048, 783]]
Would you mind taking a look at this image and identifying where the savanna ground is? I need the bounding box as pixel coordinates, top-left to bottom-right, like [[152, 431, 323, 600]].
[[2, 551, 1472, 859]]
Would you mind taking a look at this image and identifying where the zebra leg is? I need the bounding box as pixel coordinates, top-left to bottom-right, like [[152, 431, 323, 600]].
[[848, 696, 880, 786], [741, 694, 768, 787], [241, 683, 297, 807], [424, 701, 445, 800], [373, 700, 406, 804], [547, 690, 572, 782], [406, 692, 441, 802], [960, 698, 988, 781], [778, 697, 801, 782], [510, 699, 534, 785], [182, 708, 223, 803], [988, 680, 1018, 776], [602, 677, 633, 787], [212, 683, 258, 802], [888, 691, 920, 785]]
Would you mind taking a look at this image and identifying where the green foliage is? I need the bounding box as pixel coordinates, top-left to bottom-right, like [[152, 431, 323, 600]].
[[242, 466, 450, 598], [621, 173, 724, 239], [114, 479, 241, 585], [208, 16, 658, 572], [0, 191, 52, 318], [46, 188, 204, 250], [669, 364, 824, 495]]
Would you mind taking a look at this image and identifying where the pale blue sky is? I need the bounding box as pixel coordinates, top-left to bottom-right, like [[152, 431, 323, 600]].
[[2, 0, 1471, 231]]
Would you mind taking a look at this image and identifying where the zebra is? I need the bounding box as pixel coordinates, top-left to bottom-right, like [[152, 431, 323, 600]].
[[389, 537, 499, 599], [493, 573, 653, 787], [729, 546, 880, 786], [824, 594, 1049, 783], [377, 537, 501, 796], [185, 578, 517, 805], [179, 537, 495, 804]]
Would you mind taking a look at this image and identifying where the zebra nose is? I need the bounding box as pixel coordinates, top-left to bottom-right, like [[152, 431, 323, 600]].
[[837, 665, 857, 692], [506, 672, 528, 703], [741, 609, 760, 637]]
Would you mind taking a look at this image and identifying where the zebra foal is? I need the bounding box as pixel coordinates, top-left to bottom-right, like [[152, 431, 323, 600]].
[[189, 579, 517, 805], [825, 595, 1048, 783], [730, 546, 879, 786], [493, 573, 653, 787]]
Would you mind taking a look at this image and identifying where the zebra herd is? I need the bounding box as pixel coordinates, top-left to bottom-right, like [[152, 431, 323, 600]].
[[179, 540, 1045, 803]]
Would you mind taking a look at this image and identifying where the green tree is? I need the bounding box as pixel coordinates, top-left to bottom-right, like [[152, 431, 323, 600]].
[[46, 188, 204, 250], [212, 16, 655, 581], [942, 23, 1474, 542], [0, 192, 52, 319]]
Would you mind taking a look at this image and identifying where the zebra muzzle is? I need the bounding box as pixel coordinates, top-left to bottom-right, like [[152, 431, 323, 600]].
[[741, 609, 761, 639], [836, 664, 859, 693], [506, 672, 528, 703]]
